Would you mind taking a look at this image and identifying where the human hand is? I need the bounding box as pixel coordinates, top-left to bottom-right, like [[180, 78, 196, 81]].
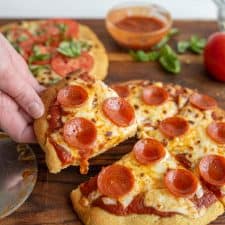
[[0, 34, 44, 143]]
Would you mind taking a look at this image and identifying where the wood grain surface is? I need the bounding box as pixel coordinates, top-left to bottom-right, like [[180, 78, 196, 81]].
[[1, 19, 225, 225]]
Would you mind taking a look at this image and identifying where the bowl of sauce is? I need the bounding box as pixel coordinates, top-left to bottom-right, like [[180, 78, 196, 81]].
[[105, 3, 172, 50]]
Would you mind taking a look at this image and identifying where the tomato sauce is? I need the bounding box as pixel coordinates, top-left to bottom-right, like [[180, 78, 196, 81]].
[[115, 16, 165, 33]]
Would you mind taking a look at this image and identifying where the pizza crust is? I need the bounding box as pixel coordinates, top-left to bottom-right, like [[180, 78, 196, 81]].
[[71, 189, 224, 225]]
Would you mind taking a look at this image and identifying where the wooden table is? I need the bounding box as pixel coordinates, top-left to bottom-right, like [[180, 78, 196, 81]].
[[1, 19, 225, 225]]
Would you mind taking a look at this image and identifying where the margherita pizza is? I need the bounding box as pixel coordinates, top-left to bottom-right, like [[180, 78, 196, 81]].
[[0, 19, 108, 85], [70, 79, 225, 225]]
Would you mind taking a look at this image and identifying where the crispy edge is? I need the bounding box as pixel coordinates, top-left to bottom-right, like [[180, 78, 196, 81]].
[[78, 24, 108, 81], [71, 189, 224, 225]]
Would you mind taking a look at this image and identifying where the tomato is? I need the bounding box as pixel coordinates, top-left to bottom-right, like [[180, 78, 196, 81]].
[[51, 52, 93, 77], [204, 32, 225, 82], [35, 19, 79, 46]]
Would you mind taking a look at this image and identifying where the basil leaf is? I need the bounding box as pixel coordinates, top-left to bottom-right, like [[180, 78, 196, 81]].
[[189, 35, 206, 54], [28, 54, 51, 64], [154, 28, 179, 50], [159, 45, 181, 74], [129, 50, 160, 62], [57, 23, 68, 34], [177, 41, 190, 53], [57, 40, 91, 58], [29, 65, 50, 77]]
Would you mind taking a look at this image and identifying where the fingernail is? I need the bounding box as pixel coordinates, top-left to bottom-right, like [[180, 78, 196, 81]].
[[28, 102, 44, 119]]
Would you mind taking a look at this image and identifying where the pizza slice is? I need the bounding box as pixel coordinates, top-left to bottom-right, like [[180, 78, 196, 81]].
[[111, 80, 193, 139], [1, 19, 108, 85], [71, 138, 224, 225], [34, 72, 137, 174]]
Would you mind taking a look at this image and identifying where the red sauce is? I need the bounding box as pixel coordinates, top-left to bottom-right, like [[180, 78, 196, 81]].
[[80, 178, 218, 216], [80, 176, 98, 197], [115, 16, 165, 33], [49, 138, 74, 165], [175, 153, 192, 169], [48, 101, 62, 132], [92, 194, 176, 217], [191, 187, 217, 209]]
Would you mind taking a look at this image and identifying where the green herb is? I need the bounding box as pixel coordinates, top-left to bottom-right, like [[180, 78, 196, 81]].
[[57, 40, 91, 58], [159, 45, 181, 74], [28, 46, 51, 64], [177, 41, 190, 53], [153, 28, 179, 50], [129, 50, 160, 62], [29, 65, 50, 77], [189, 35, 206, 54], [177, 35, 206, 54], [130, 44, 180, 74], [57, 23, 68, 34]]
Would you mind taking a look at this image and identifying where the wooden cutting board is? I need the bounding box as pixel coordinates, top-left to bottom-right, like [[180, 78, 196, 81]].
[[1, 19, 225, 225]]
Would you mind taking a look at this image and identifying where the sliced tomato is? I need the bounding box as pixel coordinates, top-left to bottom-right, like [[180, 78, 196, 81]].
[[57, 85, 88, 107], [199, 155, 225, 187], [7, 28, 34, 60], [35, 19, 78, 46], [52, 19, 79, 39], [51, 53, 93, 77], [97, 165, 134, 199], [164, 169, 198, 198]]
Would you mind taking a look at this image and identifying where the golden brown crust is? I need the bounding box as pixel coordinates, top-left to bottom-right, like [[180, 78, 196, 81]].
[[71, 189, 224, 225]]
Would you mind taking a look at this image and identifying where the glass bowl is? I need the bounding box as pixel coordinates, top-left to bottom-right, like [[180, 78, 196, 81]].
[[105, 2, 172, 50]]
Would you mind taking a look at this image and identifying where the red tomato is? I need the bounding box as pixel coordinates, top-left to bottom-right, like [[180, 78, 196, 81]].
[[204, 32, 225, 82]]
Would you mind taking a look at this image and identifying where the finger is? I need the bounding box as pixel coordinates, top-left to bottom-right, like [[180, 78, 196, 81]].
[[0, 43, 44, 119], [0, 34, 44, 93], [0, 91, 36, 143]]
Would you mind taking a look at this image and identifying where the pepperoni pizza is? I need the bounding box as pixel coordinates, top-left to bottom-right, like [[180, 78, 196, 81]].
[[34, 72, 137, 174], [0, 19, 108, 85], [70, 80, 225, 225]]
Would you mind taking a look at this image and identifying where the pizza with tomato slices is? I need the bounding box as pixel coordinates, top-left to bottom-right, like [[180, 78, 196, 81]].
[[34, 72, 137, 174], [0, 19, 108, 85], [70, 80, 225, 225]]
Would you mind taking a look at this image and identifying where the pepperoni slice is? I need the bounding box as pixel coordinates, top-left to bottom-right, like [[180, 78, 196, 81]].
[[199, 155, 225, 186], [133, 139, 166, 165], [63, 117, 97, 149], [110, 84, 130, 98], [190, 93, 217, 110], [102, 97, 135, 127], [97, 165, 134, 199], [207, 122, 225, 144], [159, 117, 189, 139], [57, 85, 88, 107], [164, 169, 198, 198], [142, 85, 168, 106], [48, 103, 62, 131]]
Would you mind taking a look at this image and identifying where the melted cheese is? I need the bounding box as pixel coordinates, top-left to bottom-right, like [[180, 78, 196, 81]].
[[50, 78, 137, 161]]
